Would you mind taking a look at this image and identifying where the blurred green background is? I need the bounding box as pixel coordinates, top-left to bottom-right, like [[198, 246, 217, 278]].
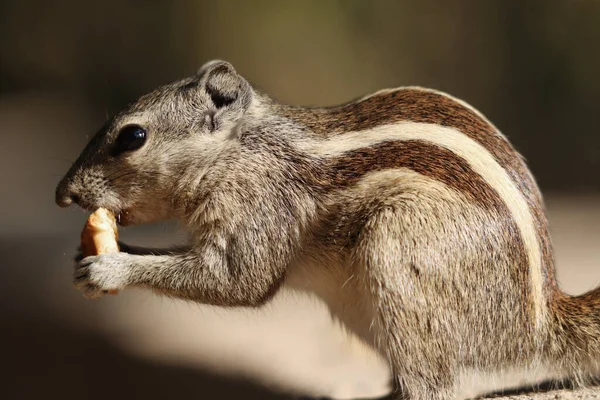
[[0, 1, 599, 400]]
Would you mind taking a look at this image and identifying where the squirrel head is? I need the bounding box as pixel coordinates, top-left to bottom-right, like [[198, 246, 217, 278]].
[[55, 60, 254, 225]]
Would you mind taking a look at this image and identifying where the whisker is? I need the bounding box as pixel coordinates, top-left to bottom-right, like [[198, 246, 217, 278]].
[[48, 157, 75, 164], [106, 170, 183, 185], [107, 171, 138, 183], [141, 171, 183, 179], [105, 168, 134, 180]]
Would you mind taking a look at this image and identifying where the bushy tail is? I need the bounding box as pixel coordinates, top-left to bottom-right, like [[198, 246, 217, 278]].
[[549, 286, 600, 382]]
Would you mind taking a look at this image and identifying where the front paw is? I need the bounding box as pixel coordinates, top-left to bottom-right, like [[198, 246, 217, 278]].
[[74, 253, 132, 299], [73, 241, 131, 264]]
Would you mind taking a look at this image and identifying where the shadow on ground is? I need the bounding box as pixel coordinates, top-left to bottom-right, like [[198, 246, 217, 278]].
[[0, 236, 298, 400], [2, 314, 294, 400]]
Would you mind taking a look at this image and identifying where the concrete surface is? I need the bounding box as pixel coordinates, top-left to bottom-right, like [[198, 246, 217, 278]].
[[490, 387, 600, 399]]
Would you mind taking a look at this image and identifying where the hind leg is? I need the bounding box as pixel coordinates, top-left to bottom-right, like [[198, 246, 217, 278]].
[[372, 295, 458, 400], [343, 169, 531, 398], [355, 205, 468, 399]]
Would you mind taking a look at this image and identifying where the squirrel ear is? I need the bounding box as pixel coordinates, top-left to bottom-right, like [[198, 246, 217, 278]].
[[197, 60, 252, 111]]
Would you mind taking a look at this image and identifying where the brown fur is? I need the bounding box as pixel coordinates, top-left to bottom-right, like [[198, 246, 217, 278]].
[[56, 62, 599, 399], [280, 88, 556, 296]]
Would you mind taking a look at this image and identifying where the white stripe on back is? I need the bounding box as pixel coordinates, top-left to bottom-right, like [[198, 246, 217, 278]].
[[300, 122, 544, 327]]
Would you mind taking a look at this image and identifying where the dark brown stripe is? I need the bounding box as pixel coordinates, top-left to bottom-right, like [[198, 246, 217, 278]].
[[324, 140, 507, 215], [280, 88, 555, 296]]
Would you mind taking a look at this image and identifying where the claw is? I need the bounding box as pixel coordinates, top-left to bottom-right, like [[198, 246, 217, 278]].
[[78, 256, 97, 267], [83, 285, 103, 299]]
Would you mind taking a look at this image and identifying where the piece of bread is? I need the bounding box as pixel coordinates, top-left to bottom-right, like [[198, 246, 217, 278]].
[[80, 208, 120, 295]]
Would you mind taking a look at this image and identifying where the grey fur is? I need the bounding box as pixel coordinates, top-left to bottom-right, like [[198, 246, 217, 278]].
[[56, 60, 600, 399]]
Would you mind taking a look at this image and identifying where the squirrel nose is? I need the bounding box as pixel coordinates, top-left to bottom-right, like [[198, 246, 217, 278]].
[[55, 183, 79, 208], [56, 194, 73, 208]]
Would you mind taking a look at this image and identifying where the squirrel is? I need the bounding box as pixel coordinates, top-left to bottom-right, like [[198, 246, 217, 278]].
[[56, 60, 600, 399]]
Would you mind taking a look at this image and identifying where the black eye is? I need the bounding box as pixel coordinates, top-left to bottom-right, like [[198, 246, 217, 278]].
[[114, 125, 147, 155]]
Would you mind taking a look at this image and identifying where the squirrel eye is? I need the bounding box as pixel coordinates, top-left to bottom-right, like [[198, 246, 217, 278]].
[[114, 125, 147, 155]]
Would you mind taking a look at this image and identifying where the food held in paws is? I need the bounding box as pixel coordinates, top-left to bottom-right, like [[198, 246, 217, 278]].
[[80, 208, 120, 295]]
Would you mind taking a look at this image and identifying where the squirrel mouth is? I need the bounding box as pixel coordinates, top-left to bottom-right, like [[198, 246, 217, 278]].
[[116, 209, 133, 226]]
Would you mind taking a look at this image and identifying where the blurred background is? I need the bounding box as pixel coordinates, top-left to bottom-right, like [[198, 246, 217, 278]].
[[1, 1, 599, 399]]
